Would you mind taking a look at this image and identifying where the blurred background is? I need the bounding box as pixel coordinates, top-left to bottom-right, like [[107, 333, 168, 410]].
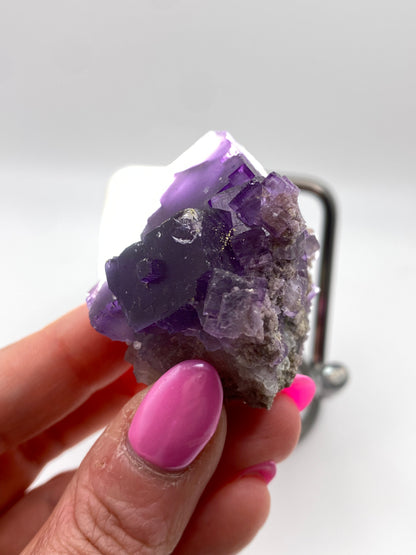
[[1, 1, 415, 553]]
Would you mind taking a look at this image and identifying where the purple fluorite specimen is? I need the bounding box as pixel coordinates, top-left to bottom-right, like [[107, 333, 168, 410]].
[[87, 132, 319, 408]]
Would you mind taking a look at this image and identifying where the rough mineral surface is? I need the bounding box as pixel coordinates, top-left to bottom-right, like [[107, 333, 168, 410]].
[[87, 131, 319, 408]]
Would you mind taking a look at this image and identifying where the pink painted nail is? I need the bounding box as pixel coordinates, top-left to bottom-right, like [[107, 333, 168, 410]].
[[238, 461, 277, 485], [128, 360, 223, 471], [280, 374, 316, 411]]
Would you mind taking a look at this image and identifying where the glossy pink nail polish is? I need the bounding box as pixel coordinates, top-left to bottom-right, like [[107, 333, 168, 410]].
[[238, 461, 277, 484], [280, 374, 316, 411], [128, 360, 223, 471]]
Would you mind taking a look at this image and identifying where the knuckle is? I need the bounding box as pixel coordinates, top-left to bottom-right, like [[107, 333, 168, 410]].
[[70, 476, 175, 554]]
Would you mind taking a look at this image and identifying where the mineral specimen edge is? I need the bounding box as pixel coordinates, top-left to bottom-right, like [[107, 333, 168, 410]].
[[87, 131, 319, 409]]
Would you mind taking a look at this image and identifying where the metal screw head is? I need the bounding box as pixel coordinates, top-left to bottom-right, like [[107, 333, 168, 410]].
[[320, 363, 349, 396]]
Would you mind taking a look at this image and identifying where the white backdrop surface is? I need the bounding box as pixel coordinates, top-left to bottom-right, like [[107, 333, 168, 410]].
[[1, 1, 415, 554]]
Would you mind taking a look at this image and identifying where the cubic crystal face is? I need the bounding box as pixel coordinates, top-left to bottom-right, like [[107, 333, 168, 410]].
[[87, 131, 319, 408]]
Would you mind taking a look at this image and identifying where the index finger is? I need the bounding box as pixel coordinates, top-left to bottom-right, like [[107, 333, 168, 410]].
[[0, 305, 130, 453]]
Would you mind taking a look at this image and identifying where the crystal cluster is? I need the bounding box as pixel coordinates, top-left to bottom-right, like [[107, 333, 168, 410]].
[[87, 132, 319, 408]]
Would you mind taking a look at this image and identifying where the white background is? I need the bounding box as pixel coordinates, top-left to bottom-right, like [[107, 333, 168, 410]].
[[1, 1, 415, 553]]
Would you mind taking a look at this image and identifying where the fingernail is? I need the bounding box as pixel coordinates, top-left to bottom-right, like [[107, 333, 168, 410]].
[[280, 374, 316, 411], [238, 461, 277, 485], [128, 360, 223, 471]]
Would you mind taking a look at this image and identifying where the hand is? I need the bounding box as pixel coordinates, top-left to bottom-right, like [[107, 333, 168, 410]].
[[0, 306, 313, 554]]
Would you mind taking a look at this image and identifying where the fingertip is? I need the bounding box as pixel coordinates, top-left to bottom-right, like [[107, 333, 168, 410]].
[[128, 360, 223, 471], [280, 374, 316, 411]]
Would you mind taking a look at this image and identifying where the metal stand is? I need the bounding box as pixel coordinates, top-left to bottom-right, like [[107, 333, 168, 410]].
[[290, 176, 348, 438]]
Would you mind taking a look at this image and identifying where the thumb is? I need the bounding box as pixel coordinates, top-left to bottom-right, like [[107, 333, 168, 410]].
[[23, 360, 225, 554]]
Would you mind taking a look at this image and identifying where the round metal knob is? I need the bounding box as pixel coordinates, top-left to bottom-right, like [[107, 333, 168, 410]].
[[321, 363, 349, 396]]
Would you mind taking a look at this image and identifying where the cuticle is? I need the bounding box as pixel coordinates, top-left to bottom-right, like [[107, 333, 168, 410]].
[[124, 434, 186, 482]]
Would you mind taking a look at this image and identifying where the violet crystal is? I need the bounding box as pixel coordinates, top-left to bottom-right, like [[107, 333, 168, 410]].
[[87, 131, 319, 408]]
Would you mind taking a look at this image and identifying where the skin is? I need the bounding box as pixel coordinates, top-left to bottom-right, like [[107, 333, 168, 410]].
[[0, 306, 301, 554]]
